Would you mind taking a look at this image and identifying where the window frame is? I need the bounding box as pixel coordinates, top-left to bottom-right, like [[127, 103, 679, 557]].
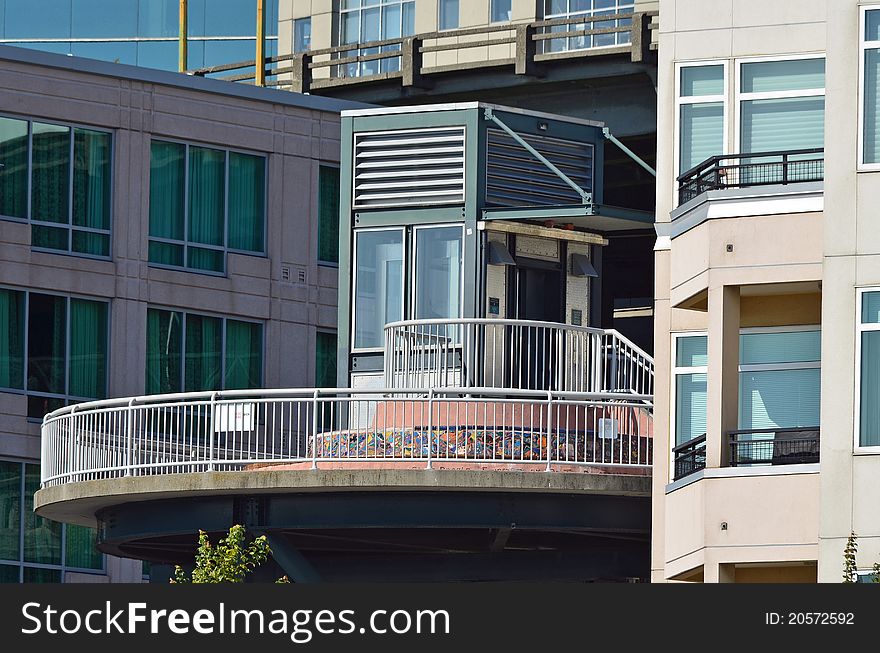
[[0, 112, 114, 260], [350, 226, 406, 354], [732, 53, 826, 159], [145, 306, 265, 394], [670, 331, 708, 480], [673, 60, 729, 206], [338, 0, 415, 77], [855, 287, 880, 451], [0, 285, 111, 420], [147, 137, 268, 276], [541, 0, 635, 52], [859, 5, 880, 170], [0, 459, 106, 582]]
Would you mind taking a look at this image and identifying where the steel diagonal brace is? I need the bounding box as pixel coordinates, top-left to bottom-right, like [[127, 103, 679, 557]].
[[484, 107, 593, 205]]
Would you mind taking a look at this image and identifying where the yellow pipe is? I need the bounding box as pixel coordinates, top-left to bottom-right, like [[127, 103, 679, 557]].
[[178, 0, 188, 73], [255, 0, 266, 86]]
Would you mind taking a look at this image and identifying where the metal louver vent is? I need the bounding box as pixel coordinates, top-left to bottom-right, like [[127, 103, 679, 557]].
[[353, 126, 466, 208], [486, 128, 593, 207]]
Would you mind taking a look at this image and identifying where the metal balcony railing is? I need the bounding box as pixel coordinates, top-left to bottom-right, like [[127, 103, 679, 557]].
[[40, 387, 653, 488], [676, 148, 824, 205], [728, 427, 820, 467], [383, 318, 654, 398], [671, 434, 706, 481], [188, 12, 654, 92]]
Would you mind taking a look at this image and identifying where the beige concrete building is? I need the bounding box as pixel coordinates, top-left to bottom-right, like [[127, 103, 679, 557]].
[[653, 0, 880, 583], [0, 44, 362, 582]]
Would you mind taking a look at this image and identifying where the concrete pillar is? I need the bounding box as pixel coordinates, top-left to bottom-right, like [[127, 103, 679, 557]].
[[704, 562, 736, 583], [706, 285, 740, 469]]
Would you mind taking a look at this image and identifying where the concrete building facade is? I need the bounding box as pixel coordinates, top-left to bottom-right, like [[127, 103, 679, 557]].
[[653, 0, 880, 583], [0, 44, 361, 582]]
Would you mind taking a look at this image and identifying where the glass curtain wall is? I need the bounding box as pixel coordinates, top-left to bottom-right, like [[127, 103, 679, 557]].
[[0, 0, 279, 73]]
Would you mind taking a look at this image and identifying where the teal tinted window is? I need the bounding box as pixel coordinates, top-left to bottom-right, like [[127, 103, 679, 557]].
[[225, 319, 263, 390], [147, 309, 262, 393], [318, 166, 340, 264], [71, 0, 138, 38], [0, 288, 25, 390], [0, 459, 102, 582], [0, 117, 111, 256], [31, 123, 70, 225], [146, 309, 182, 395], [675, 373, 707, 446], [0, 117, 28, 219], [740, 97, 824, 154], [316, 332, 338, 388], [228, 152, 265, 252], [68, 299, 107, 399], [4, 0, 71, 39], [149, 140, 265, 273], [865, 49, 880, 164], [138, 0, 179, 38], [740, 330, 820, 365]]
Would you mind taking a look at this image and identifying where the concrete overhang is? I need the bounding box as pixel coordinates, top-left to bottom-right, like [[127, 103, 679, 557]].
[[669, 181, 824, 240], [36, 467, 651, 528]]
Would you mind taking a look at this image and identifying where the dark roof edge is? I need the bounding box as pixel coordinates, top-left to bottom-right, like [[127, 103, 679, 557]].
[[0, 43, 374, 115]]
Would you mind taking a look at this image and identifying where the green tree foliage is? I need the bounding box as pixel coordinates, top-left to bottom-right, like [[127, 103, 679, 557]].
[[842, 532, 879, 583], [170, 524, 287, 583]]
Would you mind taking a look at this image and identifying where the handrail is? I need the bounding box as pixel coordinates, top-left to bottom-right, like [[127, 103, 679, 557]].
[[671, 433, 706, 455], [41, 386, 654, 487], [676, 148, 824, 185], [383, 318, 654, 397]]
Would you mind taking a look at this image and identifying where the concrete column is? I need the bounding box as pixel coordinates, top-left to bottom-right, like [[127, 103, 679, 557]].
[[706, 285, 740, 469], [704, 562, 736, 583]]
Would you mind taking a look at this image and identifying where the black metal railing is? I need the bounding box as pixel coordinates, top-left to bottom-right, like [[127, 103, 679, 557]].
[[727, 427, 820, 467], [677, 148, 824, 205], [672, 434, 706, 481]]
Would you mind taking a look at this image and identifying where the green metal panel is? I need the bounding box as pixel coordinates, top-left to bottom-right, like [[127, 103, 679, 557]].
[[353, 206, 466, 228], [336, 115, 355, 389]]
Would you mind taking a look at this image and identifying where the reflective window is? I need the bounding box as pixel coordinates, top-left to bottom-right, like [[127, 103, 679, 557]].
[[316, 331, 337, 388], [294, 17, 311, 53], [413, 226, 463, 321], [318, 165, 340, 264], [138, 0, 179, 38], [338, 0, 414, 77], [0, 460, 103, 583], [738, 330, 821, 431], [543, 0, 633, 52], [491, 0, 511, 23], [137, 40, 179, 70], [146, 309, 262, 394], [188, 0, 277, 37], [677, 64, 725, 174], [864, 9, 880, 164], [353, 229, 404, 349], [860, 291, 880, 446], [0, 117, 112, 256], [71, 0, 138, 39], [4, 0, 71, 39], [149, 140, 266, 274], [439, 0, 459, 30], [0, 289, 107, 419], [672, 335, 707, 447], [70, 41, 138, 65]]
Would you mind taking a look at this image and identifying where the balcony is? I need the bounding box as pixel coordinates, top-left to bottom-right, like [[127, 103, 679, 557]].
[[672, 434, 706, 481], [676, 148, 825, 206], [40, 318, 654, 490], [728, 427, 820, 467], [189, 12, 654, 93], [384, 318, 653, 395], [672, 427, 819, 483]]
